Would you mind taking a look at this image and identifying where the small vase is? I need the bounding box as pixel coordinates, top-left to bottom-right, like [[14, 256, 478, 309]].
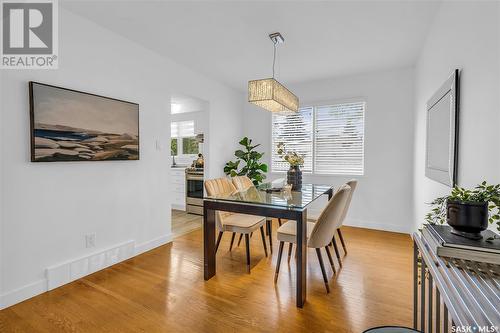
[[447, 200, 488, 240], [287, 165, 302, 191]]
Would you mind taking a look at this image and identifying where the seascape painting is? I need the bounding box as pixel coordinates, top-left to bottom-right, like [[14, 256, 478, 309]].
[[30, 82, 139, 162]]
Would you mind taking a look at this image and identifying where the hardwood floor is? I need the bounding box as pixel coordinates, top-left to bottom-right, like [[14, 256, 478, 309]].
[[171, 209, 202, 238], [0, 225, 413, 333]]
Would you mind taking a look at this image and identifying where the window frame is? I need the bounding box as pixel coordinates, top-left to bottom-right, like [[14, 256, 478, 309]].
[[171, 120, 199, 158], [270, 98, 366, 176]]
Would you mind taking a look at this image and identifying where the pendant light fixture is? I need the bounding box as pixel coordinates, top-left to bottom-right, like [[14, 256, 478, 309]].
[[248, 32, 299, 113]]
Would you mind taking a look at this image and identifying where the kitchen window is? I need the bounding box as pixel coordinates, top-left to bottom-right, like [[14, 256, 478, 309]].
[[171, 121, 199, 156], [271, 101, 365, 175]]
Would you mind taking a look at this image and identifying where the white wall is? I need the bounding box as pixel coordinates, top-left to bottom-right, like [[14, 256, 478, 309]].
[[0, 69, 3, 301], [244, 68, 415, 233], [413, 1, 500, 232], [0, 8, 243, 308]]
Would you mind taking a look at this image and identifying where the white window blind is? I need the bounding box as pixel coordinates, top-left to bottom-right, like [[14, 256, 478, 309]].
[[171, 121, 194, 138], [314, 102, 365, 175], [271, 107, 313, 172]]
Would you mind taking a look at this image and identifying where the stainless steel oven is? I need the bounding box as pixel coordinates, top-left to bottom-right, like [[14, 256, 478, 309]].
[[185, 168, 204, 215]]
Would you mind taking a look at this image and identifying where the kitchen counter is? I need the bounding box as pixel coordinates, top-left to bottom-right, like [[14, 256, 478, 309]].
[[171, 165, 188, 169]]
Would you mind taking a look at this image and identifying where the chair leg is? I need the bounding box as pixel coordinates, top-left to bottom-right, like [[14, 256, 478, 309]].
[[215, 231, 223, 254], [274, 241, 284, 283], [315, 248, 330, 293], [245, 234, 251, 273], [229, 232, 236, 251], [259, 226, 268, 257], [324, 245, 337, 275], [332, 234, 343, 267], [237, 233, 243, 246], [265, 220, 269, 235], [338, 229, 347, 254], [278, 218, 282, 226], [266, 220, 273, 254], [287, 243, 293, 263]]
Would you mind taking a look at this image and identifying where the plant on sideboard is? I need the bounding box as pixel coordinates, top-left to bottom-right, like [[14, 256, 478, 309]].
[[425, 181, 500, 240], [224, 137, 268, 185]]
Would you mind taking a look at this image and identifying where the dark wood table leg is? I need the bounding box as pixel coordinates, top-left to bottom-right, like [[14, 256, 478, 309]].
[[203, 204, 216, 280], [296, 209, 307, 307]]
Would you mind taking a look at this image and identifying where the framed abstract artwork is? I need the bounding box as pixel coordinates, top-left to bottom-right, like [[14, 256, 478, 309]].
[[29, 82, 139, 162]]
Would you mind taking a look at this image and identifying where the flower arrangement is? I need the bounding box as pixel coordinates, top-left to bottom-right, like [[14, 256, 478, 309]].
[[276, 142, 304, 167]]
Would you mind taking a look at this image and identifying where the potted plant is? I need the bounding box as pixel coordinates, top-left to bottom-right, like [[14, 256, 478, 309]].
[[224, 137, 268, 185], [425, 181, 500, 240], [276, 142, 305, 191]]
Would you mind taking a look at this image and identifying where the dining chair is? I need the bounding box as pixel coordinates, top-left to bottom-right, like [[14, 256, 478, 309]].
[[274, 184, 352, 293], [231, 175, 282, 253], [333, 179, 357, 259], [308, 179, 357, 267], [204, 177, 268, 273]]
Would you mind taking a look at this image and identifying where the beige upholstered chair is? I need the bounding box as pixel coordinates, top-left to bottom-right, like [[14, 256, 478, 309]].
[[333, 179, 357, 261], [274, 184, 352, 293], [308, 179, 357, 267], [231, 176, 281, 253], [204, 177, 268, 273], [231, 175, 254, 191]]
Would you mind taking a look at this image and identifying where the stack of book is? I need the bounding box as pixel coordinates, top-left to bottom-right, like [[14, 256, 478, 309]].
[[422, 224, 500, 265]]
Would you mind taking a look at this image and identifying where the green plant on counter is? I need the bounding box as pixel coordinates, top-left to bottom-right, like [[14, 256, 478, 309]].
[[224, 137, 268, 185], [425, 181, 500, 240]]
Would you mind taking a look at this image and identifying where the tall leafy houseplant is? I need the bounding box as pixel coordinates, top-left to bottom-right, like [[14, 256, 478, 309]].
[[224, 137, 268, 185]]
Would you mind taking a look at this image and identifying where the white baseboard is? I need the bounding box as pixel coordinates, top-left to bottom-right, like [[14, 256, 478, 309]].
[[171, 203, 185, 211], [344, 218, 411, 234], [0, 278, 47, 310], [0, 233, 173, 310], [135, 233, 173, 255]]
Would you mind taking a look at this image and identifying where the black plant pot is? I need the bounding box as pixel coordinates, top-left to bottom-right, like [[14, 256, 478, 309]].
[[447, 200, 488, 240], [287, 165, 302, 191]]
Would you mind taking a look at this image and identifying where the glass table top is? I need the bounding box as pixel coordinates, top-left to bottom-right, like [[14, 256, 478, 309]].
[[204, 183, 333, 209]]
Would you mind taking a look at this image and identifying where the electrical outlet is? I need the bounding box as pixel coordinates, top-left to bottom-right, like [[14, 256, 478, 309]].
[[85, 233, 96, 248]]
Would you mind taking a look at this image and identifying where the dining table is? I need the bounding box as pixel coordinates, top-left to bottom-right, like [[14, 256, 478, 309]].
[[203, 183, 334, 308]]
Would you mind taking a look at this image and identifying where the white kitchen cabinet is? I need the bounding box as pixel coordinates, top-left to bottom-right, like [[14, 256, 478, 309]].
[[170, 167, 186, 210]]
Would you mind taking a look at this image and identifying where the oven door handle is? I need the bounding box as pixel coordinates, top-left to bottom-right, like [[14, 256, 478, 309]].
[[186, 176, 204, 181]]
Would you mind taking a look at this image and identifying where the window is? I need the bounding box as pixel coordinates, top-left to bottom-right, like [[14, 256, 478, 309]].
[[171, 138, 178, 156], [182, 137, 199, 155], [171, 120, 198, 156], [171, 121, 194, 138], [314, 102, 365, 175], [271, 107, 313, 172], [271, 102, 365, 175]]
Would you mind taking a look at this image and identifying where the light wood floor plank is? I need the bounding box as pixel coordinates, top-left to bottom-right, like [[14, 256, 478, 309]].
[[0, 225, 413, 332]]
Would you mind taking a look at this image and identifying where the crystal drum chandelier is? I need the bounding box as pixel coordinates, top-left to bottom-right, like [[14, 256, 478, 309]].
[[248, 32, 299, 113]]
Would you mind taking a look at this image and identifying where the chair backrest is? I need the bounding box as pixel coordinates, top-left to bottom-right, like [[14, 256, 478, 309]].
[[308, 184, 351, 249], [231, 175, 254, 191], [204, 177, 237, 230], [335, 179, 357, 229]]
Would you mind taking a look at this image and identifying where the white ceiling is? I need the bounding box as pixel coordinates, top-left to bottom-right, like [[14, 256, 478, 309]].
[[62, 1, 441, 92]]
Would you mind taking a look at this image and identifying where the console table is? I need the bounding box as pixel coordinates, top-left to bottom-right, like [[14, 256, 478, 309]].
[[412, 232, 500, 332]]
